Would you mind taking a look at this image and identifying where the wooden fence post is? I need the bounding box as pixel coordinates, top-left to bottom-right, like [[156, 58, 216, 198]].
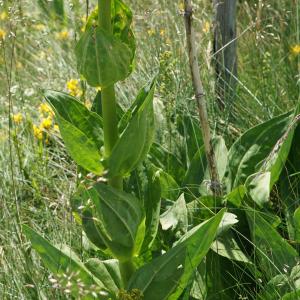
[[214, 0, 237, 110]]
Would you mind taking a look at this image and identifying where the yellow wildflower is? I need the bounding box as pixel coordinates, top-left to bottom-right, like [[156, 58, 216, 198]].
[[0, 12, 7, 21], [33, 125, 43, 140], [160, 29, 165, 37], [0, 29, 6, 40], [16, 61, 23, 69], [66, 79, 83, 97], [53, 124, 60, 132], [291, 44, 300, 56], [147, 29, 155, 36], [56, 30, 70, 41], [178, 2, 184, 11], [12, 113, 23, 124], [33, 23, 46, 31], [39, 103, 54, 116], [40, 118, 52, 130], [203, 21, 210, 33]]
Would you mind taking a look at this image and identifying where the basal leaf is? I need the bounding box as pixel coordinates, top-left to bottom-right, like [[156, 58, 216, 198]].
[[183, 136, 227, 197], [246, 208, 299, 279], [128, 209, 226, 300], [160, 194, 188, 237], [246, 171, 271, 207], [75, 26, 133, 88], [211, 230, 252, 264], [23, 225, 109, 299], [225, 111, 292, 192], [107, 79, 156, 177]]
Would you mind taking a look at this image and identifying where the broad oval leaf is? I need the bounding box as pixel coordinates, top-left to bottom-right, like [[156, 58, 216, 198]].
[[84, 0, 136, 63], [45, 91, 104, 174], [75, 26, 133, 88], [225, 111, 293, 192], [106, 79, 156, 177], [128, 209, 226, 300], [87, 183, 144, 261], [23, 225, 110, 299]]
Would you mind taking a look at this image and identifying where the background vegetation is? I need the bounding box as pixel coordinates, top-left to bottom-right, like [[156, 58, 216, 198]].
[[0, 0, 299, 299]]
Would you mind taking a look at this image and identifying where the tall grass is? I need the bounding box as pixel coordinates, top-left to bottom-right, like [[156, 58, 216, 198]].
[[0, 0, 299, 298]]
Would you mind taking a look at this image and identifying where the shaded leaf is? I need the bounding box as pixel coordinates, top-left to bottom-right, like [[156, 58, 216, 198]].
[[160, 194, 188, 237], [246, 208, 298, 279]]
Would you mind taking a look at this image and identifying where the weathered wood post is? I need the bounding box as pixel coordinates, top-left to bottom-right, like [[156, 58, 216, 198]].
[[214, 0, 237, 110]]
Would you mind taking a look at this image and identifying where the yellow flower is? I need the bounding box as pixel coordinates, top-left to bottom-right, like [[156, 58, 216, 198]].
[[40, 118, 52, 130], [147, 29, 155, 36], [0, 12, 7, 21], [291, 44, 300, 56], [33, 23, 46, 31], [33, 124, 43, 140], [12, 113, 23, 124], [56, 30, 70, 41], [39, 103, 54, 116], [203, 21, 210, 33], [16, 61, 23, 69], [53, 124, 60, 132], [160, 29, 165, 37], [66, 79, 83, 97], [0, 29, 6, 40]]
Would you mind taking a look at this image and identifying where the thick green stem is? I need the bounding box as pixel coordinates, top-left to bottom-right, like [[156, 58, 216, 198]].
[[98, 0, 123, 190], [119, 259, 136, 287]]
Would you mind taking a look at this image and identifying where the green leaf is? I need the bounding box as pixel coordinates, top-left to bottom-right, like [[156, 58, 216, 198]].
[[71, 186, 107, 250], [85, 259, 122, 294], [224, 185, 246, 207], [142, 169, 162, 251], [246, 208, 298, 279], [75, 26, 133, 88], [107, 80, 156, 177], [128, 209, 226, 300], [225, 111, 293, 192], [87, 183, 144, 261], [211, 230, 252, 264], [23, 225, 109, 299], [183, 136, 227, 197], [85, 0, 135, 63], [279, 126, 300, 242], [246, 171, 271, 207], [45, 91, 104, 174], [293, 207, 300, 242], [153, 166, 179, 200], [282, 290, 300, 300], [160, 194, 188, 237], [149, 143, 185, 184]]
